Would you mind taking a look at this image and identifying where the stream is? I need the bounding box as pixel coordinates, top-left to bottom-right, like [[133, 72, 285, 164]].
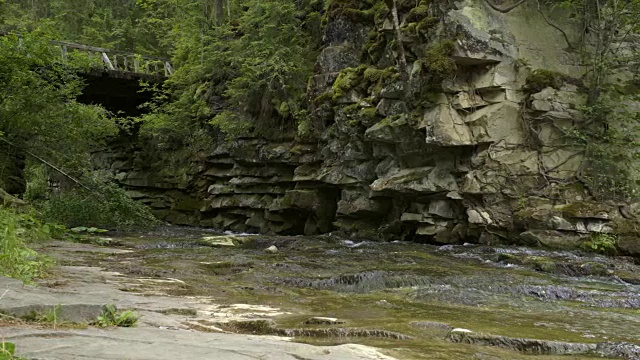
[[33, 226, 640, 359]]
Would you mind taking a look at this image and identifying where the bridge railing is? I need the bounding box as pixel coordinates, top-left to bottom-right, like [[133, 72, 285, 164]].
[[0, 32, 172, 77], [57, 41, 173, 76]]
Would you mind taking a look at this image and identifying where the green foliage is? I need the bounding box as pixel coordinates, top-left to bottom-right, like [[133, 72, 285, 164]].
[[536, 1, 640, 201], [0, 208, 53, 283], [39, 304, 62, 326], [0, 33, 117, 191], [40, 174, 158, 230], [137, 0, 321, 139], [570, 96, 640, 201], [0, 342, 17, 360], [581, 233, 618, 255], [94, 305, 139, 327]]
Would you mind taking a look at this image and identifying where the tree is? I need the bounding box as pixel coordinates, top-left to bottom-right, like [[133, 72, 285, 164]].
[[0, 33, 116, 193], [140, 0, 321, 139]]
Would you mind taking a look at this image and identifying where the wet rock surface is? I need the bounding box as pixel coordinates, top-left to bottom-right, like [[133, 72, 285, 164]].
[[6, 227, 638, 359]]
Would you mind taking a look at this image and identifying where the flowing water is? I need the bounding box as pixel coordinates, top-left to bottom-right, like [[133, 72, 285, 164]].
[[47, 226, 640, 359]]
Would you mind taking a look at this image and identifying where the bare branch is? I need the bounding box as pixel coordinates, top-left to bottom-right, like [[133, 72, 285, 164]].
[[484, 0, 528, 13], [535, 0, 576, 51], [0, 137, 94, 194]]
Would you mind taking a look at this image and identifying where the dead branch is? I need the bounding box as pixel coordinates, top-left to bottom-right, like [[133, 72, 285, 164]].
[[484, 0, 528, 13], [389, 0, 408, 80], [0, 137, 94, 194], [535, 0, 576, 51]]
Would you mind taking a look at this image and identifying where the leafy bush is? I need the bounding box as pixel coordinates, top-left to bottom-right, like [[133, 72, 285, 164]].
[[0, 208, 53, 283], [0, 342, 18, 360], [582, 233, 618, 255], [94, 305, 139, 327], [41, 175, 158, 231]]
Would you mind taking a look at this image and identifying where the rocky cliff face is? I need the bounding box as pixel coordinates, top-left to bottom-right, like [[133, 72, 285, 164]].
[[94, 0, 640, 256]]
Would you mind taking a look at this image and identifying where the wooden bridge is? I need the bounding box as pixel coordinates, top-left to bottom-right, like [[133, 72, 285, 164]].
[[1, 32, 173, 115], [1, 32, 173, 77], [57, 41, 173, 77]]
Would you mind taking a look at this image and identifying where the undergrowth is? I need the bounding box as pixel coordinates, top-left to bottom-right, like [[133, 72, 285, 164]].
[[94, 305, 139, 327], [37, 173, 158, 231], [582, 233, 618, 255], [0, 341, 22, 360], [0, 208, 53, 283]]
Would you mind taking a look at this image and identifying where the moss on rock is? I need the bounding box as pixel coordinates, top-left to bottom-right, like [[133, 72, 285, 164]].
[[423, 40, 456, 75], [525, 69, 573, 93]]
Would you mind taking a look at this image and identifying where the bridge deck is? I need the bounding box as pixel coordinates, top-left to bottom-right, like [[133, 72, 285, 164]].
[[1, 32, 173, 77]]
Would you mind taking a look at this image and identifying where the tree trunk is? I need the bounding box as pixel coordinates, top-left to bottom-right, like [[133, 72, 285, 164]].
[[389, 0, 408, 80], [0, 143, 26, 196], [214, 0, 224, 25]]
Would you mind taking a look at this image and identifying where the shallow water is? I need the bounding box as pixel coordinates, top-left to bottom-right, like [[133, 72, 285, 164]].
[[51, 227, 640, 359]]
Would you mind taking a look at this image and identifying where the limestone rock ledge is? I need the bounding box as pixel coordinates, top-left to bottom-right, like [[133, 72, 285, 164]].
[[94, 0, 640, 255]]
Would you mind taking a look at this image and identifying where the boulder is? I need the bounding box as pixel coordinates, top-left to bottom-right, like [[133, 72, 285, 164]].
[[264, 245, 278, 254], [336, 189, 387, 216], [198, 236, 238, 247], [428, 200, 458, 219], [617, 236, 640, 257], [519, 230, 586, 250], [467, 209, 493, 225], [452, 92, 488, 110], [421, 104, 474, 146], [466, 102, 524, 145], [364, 116, 418, 144]]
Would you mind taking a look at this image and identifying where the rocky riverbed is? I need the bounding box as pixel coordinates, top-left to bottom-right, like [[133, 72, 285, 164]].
[[1, 226, 639, 359]]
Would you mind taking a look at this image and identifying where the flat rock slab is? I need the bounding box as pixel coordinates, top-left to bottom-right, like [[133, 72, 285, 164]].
[[0, 263, 396, 360], [3, 327, 396, 360]]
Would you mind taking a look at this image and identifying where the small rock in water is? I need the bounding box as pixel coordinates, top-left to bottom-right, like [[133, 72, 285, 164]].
[[265, 245, 278, 254], [451, 328, 473, 333], [304, 317, 345, 325], [198, 236, 237, 247]]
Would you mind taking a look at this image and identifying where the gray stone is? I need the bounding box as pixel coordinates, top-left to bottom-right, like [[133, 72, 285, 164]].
[[8, 327, 396, 360], [447, 329, 597, 355], [2, 304, 106, 324], [198, 236, 238, 247], [452, 92, 488, 110], [421, 104, 474, 146], [541, 148, 583, 179], [467, 209, 493, 225], [264, 245, 278, 254], [519, 230, 585, 250], [428, 200, 457, 219], [400, 213, 420, 222], [617, 236, 640, 257], [304, 317, 345, 325], [337, 190, 387, 216], [478, 89, 506, 104], [364, 116, 416, 144], [370, 167, 458, 194], [550, 216, 574, 231], [317, 45, 361, 74], [379, 82, 405, 99], [466, 102, 524, 145], [375, 99, 407, 117]]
